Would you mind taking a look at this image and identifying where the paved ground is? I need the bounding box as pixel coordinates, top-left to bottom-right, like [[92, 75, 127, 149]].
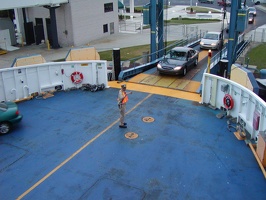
[[0, 5, 265, 68], [0, 6, 226, 69]]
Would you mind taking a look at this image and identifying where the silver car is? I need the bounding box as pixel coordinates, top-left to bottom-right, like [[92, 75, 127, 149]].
[[157, 47, 199, 76], [200, 31, 223, 50], [249, 7, 257, 16]]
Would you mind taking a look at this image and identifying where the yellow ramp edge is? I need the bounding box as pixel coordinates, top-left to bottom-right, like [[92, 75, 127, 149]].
[[108, 81, 201, 102], [184, 81, 201, 92]]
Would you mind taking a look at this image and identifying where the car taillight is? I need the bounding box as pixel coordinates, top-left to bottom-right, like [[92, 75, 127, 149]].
[[16, 110, 20, 115]]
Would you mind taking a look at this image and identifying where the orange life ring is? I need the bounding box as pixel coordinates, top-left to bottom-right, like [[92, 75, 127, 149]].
[[71, 71, 83, 84], [223, 94, 234, 110]]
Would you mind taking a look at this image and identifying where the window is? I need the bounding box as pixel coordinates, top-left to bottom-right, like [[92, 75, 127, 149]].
[[104, 3, 113, 12], [103, 24, 108, 33]]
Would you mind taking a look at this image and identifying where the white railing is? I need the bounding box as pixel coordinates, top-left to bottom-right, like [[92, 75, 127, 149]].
[[201, 73, 266, 141], [249, 27, 266, 43], [119, 21, 143, 33], [0, 60, 109, 102]]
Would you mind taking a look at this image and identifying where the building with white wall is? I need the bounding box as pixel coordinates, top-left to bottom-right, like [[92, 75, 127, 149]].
[[0, 0, 120, 48]]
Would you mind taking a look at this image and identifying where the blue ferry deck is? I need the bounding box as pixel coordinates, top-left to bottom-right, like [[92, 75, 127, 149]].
[[1, 80, 266, 200]]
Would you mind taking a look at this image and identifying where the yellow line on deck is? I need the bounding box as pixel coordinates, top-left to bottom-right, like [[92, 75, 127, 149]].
[[17, 93, 152, 200], [108, 81, 201, 102]]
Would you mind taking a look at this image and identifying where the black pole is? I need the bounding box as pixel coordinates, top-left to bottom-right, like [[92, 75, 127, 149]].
[[113, 48, 121, 81], [22, 8, 27, 22], [49, 6, 60, 49]]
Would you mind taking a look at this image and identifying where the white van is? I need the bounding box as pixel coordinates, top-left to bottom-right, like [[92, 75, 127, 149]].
[[200, 31, 223, 50]]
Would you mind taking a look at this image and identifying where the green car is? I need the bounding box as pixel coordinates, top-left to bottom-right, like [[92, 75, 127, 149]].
[[0, 101, 23, 135]]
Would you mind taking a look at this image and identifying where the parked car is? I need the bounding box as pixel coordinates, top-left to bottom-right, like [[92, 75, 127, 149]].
[[157, 47, 199, 76], [0, 101, 23, 135], [248, 13, 255, 24], [218, 0, 231, 6], [198, 0, 214, 4], [253, 1, 262, 5], [200, 31, 223, 50], [249, 7, 257, 16]]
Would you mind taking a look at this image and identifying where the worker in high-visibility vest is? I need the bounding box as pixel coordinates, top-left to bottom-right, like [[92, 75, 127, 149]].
[[117, 84, 132, 128]]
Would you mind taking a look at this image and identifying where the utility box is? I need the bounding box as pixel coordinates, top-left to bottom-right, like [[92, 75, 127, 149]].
[[143, 4, 150, 25], [237, 9, 248, 32], [218, 59, 228, 77]]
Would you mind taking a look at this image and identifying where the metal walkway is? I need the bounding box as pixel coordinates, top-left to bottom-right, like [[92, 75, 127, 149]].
[[1, 83, 266, 200]]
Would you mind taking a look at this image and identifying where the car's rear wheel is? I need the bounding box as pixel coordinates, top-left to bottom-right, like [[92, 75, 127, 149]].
[[0, 122, 11, 135]]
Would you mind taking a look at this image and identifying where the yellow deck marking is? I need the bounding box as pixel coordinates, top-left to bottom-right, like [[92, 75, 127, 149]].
[[17, 93, 152, 200], [199, 50, 208, 60], [129, 73, 149, 83], [140, 74, 161, 85], [108, 81, 201, 102], [168, 79, 183, 89], [154, 76, 176, 87], [176, 80, 190, 90], [184, 81, 201, 92]]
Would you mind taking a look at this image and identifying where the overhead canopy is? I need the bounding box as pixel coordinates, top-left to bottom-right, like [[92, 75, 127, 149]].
[[118, 0, 125, 9], [0, 0, 68, 10]]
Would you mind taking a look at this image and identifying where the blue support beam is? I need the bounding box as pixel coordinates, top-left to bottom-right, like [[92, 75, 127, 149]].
[[150, 0, 157, 61], [158, 0, 164, 58], [227, 0, 241, 78]]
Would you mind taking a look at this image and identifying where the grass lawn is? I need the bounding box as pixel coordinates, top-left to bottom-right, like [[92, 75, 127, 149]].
[[99, 44, 150, 61], [99, 41, 266, 70], [186, 6, 221, 13], [100, 6, 265, 70], [133, 6, 221, 14], [166, 18, 220, 24], [246, 43, 266, 70]]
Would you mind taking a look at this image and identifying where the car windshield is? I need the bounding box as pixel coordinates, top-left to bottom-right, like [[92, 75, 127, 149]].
[[204, 33, 219, 40], [166, 50, 187, 61], [0, 103, 8, 111]]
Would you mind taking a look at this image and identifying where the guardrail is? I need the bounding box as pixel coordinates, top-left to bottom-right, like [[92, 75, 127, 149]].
[[118, 30, 250, 81], [118, 33, 205, 81], [0, 60, 108, 102], [201, 72, 266, 141], [201, 32, 249, 75]]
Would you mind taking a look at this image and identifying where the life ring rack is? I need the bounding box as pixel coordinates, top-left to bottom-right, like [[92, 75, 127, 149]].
[[223, 94, 234, 110], [71, 71, 84, 84]]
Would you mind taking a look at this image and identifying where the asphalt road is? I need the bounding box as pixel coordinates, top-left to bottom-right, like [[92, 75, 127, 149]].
[[122, 0, 266, 40], [123, 0, 255, 7]]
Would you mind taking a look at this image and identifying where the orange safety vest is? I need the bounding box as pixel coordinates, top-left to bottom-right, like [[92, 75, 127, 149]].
[[121, 91, 128, 104]]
